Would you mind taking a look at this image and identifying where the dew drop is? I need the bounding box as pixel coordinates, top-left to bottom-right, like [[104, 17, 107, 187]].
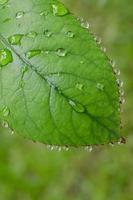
[[109, 142, 114, 147], [66, 31, 75, 38], [2, 106, 10, 117], [0, 48, 13, 67], [69, 100, 85, 113], [52, 2, 68, 16], [27, 31, 37, 39], [76, 83, 84, 91], [8, 34, 24, 45], [85, 146, 93, 152], [26, 49, 42, 59], [96, 83, 104, 91], [116, 79, 123, 87], [81, 21, 90, 29], [43, 29, 52, 37], [16, 11, 25, 19], [40, 11, 48, 16], [0, 0, 8, 5], [2, 120, 9, 128], [56, 48, 67, 57]]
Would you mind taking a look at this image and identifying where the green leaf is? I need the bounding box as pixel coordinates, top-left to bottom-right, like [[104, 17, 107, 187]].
[[0, 0, 122, 147]]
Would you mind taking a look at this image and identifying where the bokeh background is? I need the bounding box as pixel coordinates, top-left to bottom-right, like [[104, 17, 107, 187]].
[[0, 0, 133, 199]]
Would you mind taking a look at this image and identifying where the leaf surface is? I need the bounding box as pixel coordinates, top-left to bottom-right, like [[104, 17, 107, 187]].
[[0, 0, 121, 146]]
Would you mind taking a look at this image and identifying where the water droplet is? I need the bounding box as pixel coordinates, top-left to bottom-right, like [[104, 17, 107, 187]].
[[16, 11, 25, 19], [69, 100, 85, 113], [109, 142, 114, 147], [76, 83, 84, 91], [8, 34, 24, 45], [26, 49, 42, 59], [0, 0, 8, 5], [52, 2, 68, 16], [118, 137, 126, 145], [66, 31, 75, 38], [0, 48, 13, 67], [2, 121, 9, 128], [85, 146, 93, 152], [57, 147, 62, 152], [2, 106, 10, 117], [40, 11, 48, 16], [27, 31, 37, 38], [43, 29, 52, 37], [10, 130, 14, 135], [56, 48, 67, 57], [96, 83, 104, 91], [81, 21, 90, 29], [63, 146, 69, 151], [50, 146, 54, 151], [116, 79, 123, 87]]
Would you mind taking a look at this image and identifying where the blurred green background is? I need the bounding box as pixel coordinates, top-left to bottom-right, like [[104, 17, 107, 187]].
[[0, 0, 133, 199]]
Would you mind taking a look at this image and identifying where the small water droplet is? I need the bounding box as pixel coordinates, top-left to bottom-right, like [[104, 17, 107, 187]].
[[66, 31, 75, 38], [118, 137, 126, 145], [52, 2, 68, 16], [57, 147, 62, 152], [109, 142, 114, 147], [10, 130, 14, 135], [0, 48, 13, 67], [56, 48, 67, 57], [43, 29, 52, 37], [16, 11, 25, 19], [96, 83, 104, 91], [81, 21, 90, 29], [0, 0, 8, 5], [40, 11, 48, 16], [76, 83, 84, 91], [85, 146, 93, 152], [26, 49, 42, 59], [116, 79, 123, 87], [50, 146, 54, 151], [8, 34, 24, 45], [63, 146, 69, 151], [69, 100, 85, 113], [27, 31, 37, 38], [2, 120, 9, 128], [2, 106, 10, 117]]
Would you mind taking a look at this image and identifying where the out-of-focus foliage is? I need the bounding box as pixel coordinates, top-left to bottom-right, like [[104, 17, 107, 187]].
[[0, 0, 133, 199]]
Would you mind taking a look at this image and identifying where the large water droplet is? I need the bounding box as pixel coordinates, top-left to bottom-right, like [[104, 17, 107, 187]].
[[52, 2, 68, 16], [2, 106, 10, 117], [96, 83, 104, 91], [56, 48, 67, 57], [0, 0, 8, 5], [0, 48, 13, 67], [26, 49, 42, 59], [8, 34, 24, 45], [76, 83, 84, 91], [69, 100, 85, 113], [27, 31, 37, 39], [16, 11, 25, 19], [43, 29, 52, 37], [66, 31, 75, 38]]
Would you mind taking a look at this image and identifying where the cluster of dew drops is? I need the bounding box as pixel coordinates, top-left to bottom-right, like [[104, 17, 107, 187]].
[[0, 0, 125, 150]]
